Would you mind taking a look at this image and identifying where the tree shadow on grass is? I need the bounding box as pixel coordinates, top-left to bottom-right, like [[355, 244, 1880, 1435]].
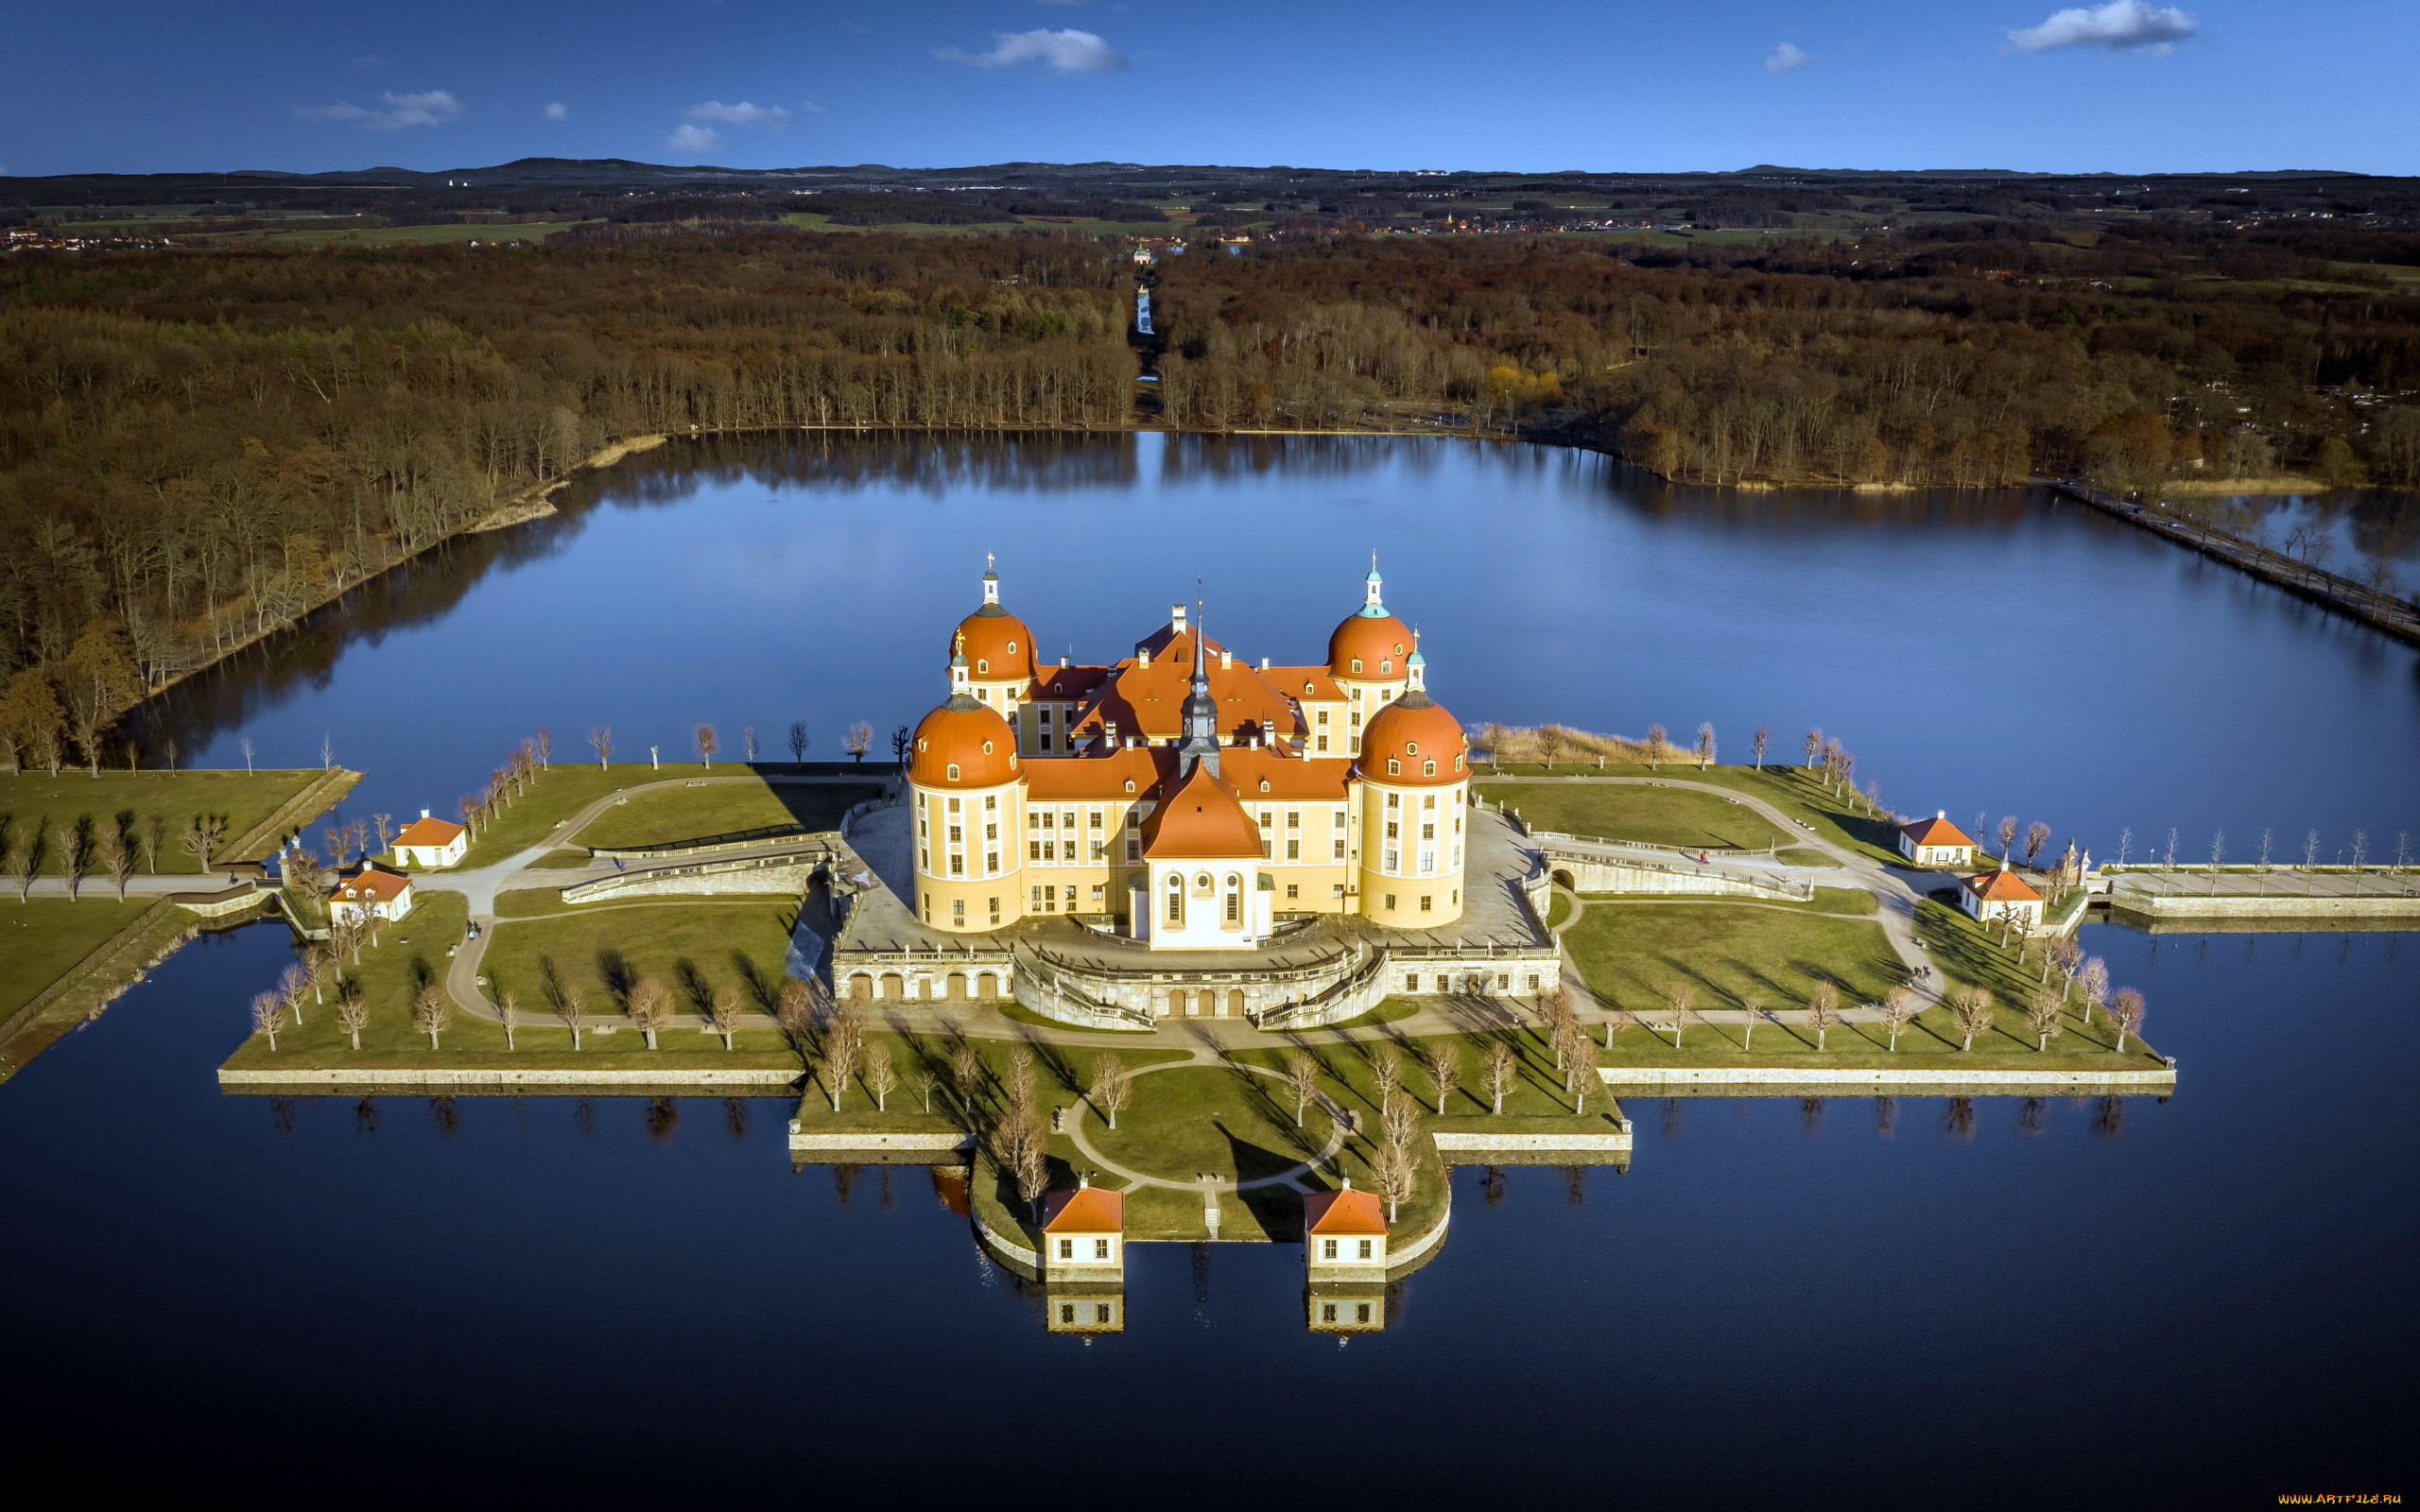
[[675, 956, 714, 1015], [596, 947, 634, 1007], [733, 949, 778, 1012]]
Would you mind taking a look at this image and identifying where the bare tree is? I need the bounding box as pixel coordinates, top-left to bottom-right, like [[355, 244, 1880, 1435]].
[[139, 814, 164, 873], [589, 725, 614, 770], [2351, 830, 2369, 869], [411, 984, 452, 1050], [1004, 1044, 1036, 1108], [1752, 724, 1772, 771], [533, 726, 552, 771], [1566, 1033, 1598, 1111], [337, 992, 369, 1051], [695, 723, 718, 768], [55, 817, 89, 900], [627, 978, 671, 1050], [1089, 1054, 1134, 1130], [1694, 721, 1716, 769], [2026, 986, 2065, 1052], [1739, 994, 1766, 1051], [2166, 827, 2180, 870], [498, 989, 519, 1051], [1371, 1042, 1404, 1108], [864, 1041, 895, 1111], [1877, 987, 1920, 1052], [1803, 727, 1824, 768], [1482, 1040, 1516, 1115], [1806, 981, 1841, 1051], [1947, 984, 1996, 1052], [180, 813, 225, 874], [912, 1071, 940, 1115], [2109, 988, 2147, 1054], [742, 724, 757, 763], [99, 820, 135, 900], [1369, 1141, 1416, 1223], [555, 986, 584, 1050], [1997, 816, 2019, 862], [2025, 821, 2051, 869], [774, 976, 815, 1053], [950, 1041, 985, 1109], [279, 962, 310, 1025], [1660, 980, 1698, 1048], [1281, 1049, 1322, 1127], [8, 826, 43, 902], [2077, 956, 2110, 1025], [1420, 1040, 1461, 1114], [1381, 1090, 1418, 1153], [1645, 723, 1667, 769], [821, 1002, 865, 1109], [707, 987, 744, 1050], [843, 720, 873, 764], [251, 992, 284, 1050], [787, 720, 809, 764]]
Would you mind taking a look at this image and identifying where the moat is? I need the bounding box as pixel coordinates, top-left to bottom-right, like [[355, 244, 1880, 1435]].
[[6, 434, 2416, 1505]]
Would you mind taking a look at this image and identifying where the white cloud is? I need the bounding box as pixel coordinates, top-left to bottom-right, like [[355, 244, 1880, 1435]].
[[666, 123, 721, 153], [1765, 42, 1814, 74], [2008, 0, 2198, 52], [936, 27, 1129, 74], [683, 99, 793, 128], [544, 101, 568, 120], [295, 89, 464, 130]]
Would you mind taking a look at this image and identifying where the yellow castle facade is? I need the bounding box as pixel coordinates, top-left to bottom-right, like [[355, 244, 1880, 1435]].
[[905, 562, 1470, 948]]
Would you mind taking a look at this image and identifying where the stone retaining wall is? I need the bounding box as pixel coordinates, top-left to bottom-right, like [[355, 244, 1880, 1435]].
[[217, 1066, 804, 1091], [1432, 1129, 1633, 1157], [1600, 1065, 2178, 1091], [2108, 891, 2420, 920], [786, 1128, 972, 1155]]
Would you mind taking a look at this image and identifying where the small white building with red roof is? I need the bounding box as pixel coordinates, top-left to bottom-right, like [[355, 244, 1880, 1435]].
[[392, 808, 467, 868], [1304, 1180, 1389, 1280], [329, 865, 414, 925], [1897, 811, 1977, 868], [1040, 1178, 1126, 1280], [1961, 863, 2044, 931]]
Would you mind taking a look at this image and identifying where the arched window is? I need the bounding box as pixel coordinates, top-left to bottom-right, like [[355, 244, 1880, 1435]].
[[1381, 660, 1392, 675], [1166, 873, 1183, 923], [977, 659, 990, 674], [945, 763, 960, 782], [1123, 779, 1136, 794], [1387, 758, 1401, 776], [1454, 754, 1463, 772], [1423, 760, 1436, 777], [1225, 881, 1241, 922], [916, 738, 927, 752]]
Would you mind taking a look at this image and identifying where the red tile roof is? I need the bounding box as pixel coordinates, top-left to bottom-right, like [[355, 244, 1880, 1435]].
[[1219, 746, 1352, 800], [332, 867, 411, 902], [394, 816, 465, 848], [1304, 1185, 1387, 1235], [1142, 765, 1264, 860], [1041, 1184, 1125, 1232], [1023, 747, 1169, 800], [1965, 868, 2043, 902], [1899, 815, 1976, 849]]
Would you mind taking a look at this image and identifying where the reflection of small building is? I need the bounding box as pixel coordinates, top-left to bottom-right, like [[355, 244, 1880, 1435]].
[[1046, 1285, 1126, 1336], [392, 808, 468, 868], [1306, 1283, 1388, 1335], [1897, 811, 1977, 868], [330, 865, 414, 924], [1041, 1177, 1126, 1281], [1304, 1181, 1388, 1282], [1961, 864, 2044, 931]]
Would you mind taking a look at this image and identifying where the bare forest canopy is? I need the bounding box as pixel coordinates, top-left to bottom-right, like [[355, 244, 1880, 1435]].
[[0, 232, 1133, 772], [1148, 228, 2420, 495]]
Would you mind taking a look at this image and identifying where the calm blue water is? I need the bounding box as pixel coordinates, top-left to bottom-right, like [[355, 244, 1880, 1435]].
[[7, 435, 2413, 1505]]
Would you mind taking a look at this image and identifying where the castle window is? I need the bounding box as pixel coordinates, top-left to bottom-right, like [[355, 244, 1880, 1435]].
[[1095, 1239, 1110, 1260], [1423, 760, 1436, 777], [1286, 884, 1299, 899], [1225, 885, 1240, 923], [1007, 642, 1017, 654], [1287, 839, 1300, 860], [952, 899, 965, 921], [1317, 736, 1329, 752], [1384, 894, 1397, 910], [977, 659, 990, 675], [1406, 742, 1418, 756], [1287, 810, 1301, 829], [949, 854, 963, 876], [1420, 895, 1432, 911], [947, 798, 961, 813], [981, 740, 994, 755], [1259, 779, 1270, 793], [1316, 710, 1329, 725], [1386, 759, 1400, 776], [1124, 780, 1136, 794], [1322, 1239, 1339, 1260], [1380, 661, 1392, 674], [916, 739, 927, 752], [945, 764, 960, 782], [1166, 875, 1183, 923], [1351, 659, 1363, 674], [1385, 793, 1398, 810], [1454, 755, 1464, 772], [1357, 1240, 1373, 1260], [985, 796, 996, 810], [989, 896, 1001, 923], [1058, 1239, 1073, 1260]]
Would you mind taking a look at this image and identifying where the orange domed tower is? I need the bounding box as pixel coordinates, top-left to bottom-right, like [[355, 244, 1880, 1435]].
[[1327, 560, 1412, 758], [1351, 644, 1468, 929], [908, 641, 1027, 933], [950, 559, 1037, 721]]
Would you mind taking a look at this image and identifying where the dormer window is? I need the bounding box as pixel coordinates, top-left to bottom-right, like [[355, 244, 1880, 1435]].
[[946, 764, 961, 782], [1350, 658, 1362, 674], [977, 659, 990, 674], [982, 741, 994, 755], [1387, 758, 1401, 776], [1423, 760, 1437, 777], [1124, 780, 1136, 794], [1258, 779, 1270, 793], [1454, 755, 1464, 772], [1380, 660, 1392, 675], [1406, 741, 1419, 756], [1007, 641, 1017, 654]]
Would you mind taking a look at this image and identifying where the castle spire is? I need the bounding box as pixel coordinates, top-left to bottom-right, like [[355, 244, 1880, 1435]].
[[1178, 599, 1220, 778], [1363, 555, 1385, 615], [981, 553, 999, 607]]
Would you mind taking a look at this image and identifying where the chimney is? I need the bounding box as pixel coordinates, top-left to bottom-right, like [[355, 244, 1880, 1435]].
[[1170, 604, 1187, 635], [1219, 649, 1233, 670], [1260, 656, 1270, 670], [1060, 655, 1069, 668], [420, 808, 430, 819], [1937, 809, 1945, 819]]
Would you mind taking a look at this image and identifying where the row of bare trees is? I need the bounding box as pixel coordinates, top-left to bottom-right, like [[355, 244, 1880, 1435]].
[[1, 810, 227, 900]]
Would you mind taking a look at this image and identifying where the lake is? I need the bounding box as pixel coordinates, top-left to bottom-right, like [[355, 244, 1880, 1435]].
[[9, 433, 2416, 1506]]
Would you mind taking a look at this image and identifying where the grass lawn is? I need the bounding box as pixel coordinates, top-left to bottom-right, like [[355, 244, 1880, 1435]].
[[0, 898, 159, 1015], [1478, 765, 1906, 866], [1489, 782, 1788, 850], [572, 780, 881, 850], [1546, 891, 1574, 929], [450, 761, 892, 868], [1, 768, 335, 872], [477, 898, 800, 1022], [1561, 898, 1905, 1015], [1574, 887, 1877, 918]]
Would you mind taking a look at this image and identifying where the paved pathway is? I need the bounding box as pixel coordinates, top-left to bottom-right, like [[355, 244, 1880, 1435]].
[[1060, 1053, 1349, 1195]]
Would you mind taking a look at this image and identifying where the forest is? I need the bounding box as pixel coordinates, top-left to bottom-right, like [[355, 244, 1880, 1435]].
[[1148, 227, 2420, 496], [3, 213, 2417, 770]]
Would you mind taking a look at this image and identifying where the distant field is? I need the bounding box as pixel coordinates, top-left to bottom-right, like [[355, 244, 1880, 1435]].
[[209, 221, 589, 247]]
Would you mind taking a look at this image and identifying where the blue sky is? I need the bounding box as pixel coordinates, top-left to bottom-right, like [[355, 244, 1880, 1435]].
[[3, 0, 2410, 178]]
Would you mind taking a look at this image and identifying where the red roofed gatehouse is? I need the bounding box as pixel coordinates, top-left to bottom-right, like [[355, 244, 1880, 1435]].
[[392, 808, 468, 869], [1304, 1179, 1389, 1281], [1897, 811, 1977, 868], [1961, 862, 2044, 932], [329, 864, 414, 926], [1040, 1177, 1126, 1281]]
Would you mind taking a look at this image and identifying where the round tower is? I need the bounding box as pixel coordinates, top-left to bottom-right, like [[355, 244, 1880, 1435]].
[[1351, 685, 1469, 930]]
